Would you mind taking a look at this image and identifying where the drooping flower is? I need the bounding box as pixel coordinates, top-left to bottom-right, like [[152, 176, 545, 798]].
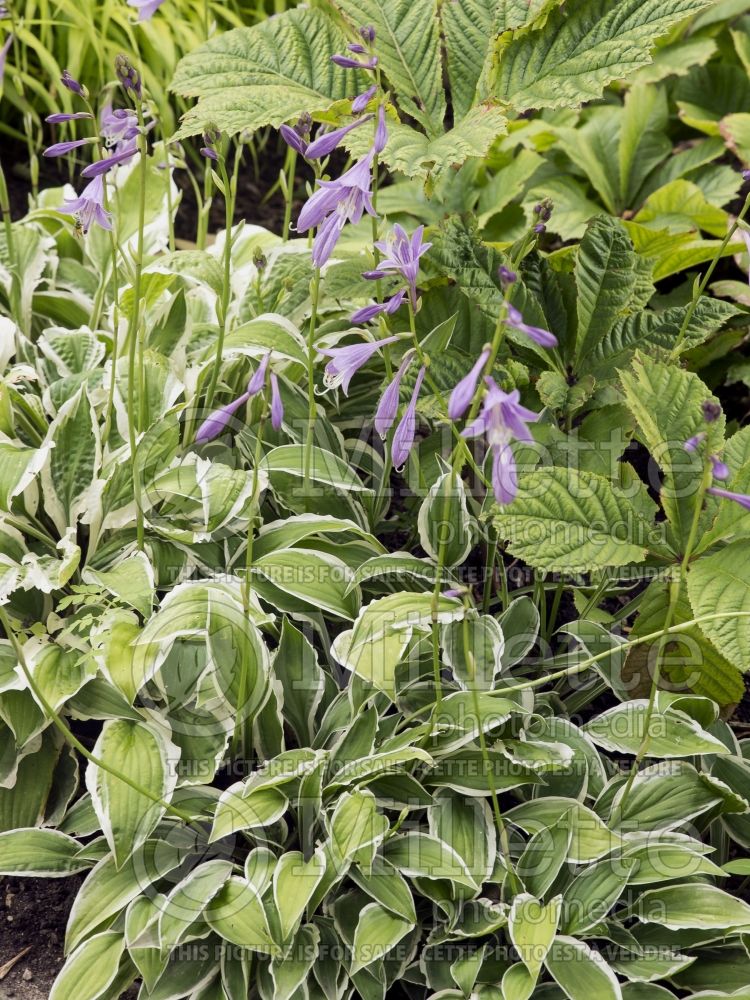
[[710, 455, 730, 481], [297, 152, 377, 268], [127, 0, 165, 20], [448, 348, 490, 420], [46, 111, 93, 123], [43, 138, 94, 158], [100, 106, 139, 151], [350, 288, 406, 325], [318, 334, 401, 394], [707, 486, 750, 511], [372, 224, 432, 307], [391, 365, 426, 469], [683, 432, 707, 453], [462, 378, 539, 505], [270, 373, 284, 430], [374, 350, 414, 438], [80, 143, 139, 177], [505, 304, 557, 348], [196, 353, 278, 443], [331, 53, 378, 70], [60, 69, 83, 95], [60, 174, 112, 233], [373, 105, 387, 154], [280, 124, 308, 156], [352, 84, 377, 113], [305, 114, 372, 160]]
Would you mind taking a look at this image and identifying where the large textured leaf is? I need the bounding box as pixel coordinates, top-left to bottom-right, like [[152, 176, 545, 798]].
[[332, 0, 445, 135], [346, 106, 508, 179], [621, 356, 724, 547], [40, 386, 101, 534], [687, 540, 750, 667], [170, 8, 360, 137], [493, 0, 714, 110], [86, 719, 180, 868], [490, 467, 659, 573]]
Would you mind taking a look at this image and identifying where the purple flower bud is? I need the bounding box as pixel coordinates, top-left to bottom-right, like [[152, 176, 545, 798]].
[[348, 42, 366, 53], [373, 104, 387, 154], [305, 114, 372, 160], [331, 53, 378, 70], [360, 25, 376, 43], [200, 146, 219, 161], [702, 400, 722, 423], [46, 112, 93, 123], [81, 143, 139, 177], [374, 351, 414, 438], [195, 391, 250, 444], [505, 304, 557, 348], [43, 138, 93, 157], [248, 351, 271, 396], [448, 348, 490, 420], [534, 222, 546, 234], [114, 54, 141, 97], [351, 289, 406, 325], [280, 123, 308, 156], [60, 70, 83, 95], [442, 588, 464, 599], [707, 486, 750, 511], [498, 266, 516, 286], [710, 455, 730, 481], [391, 365, 426, 469], [683, 432, 706, 453], [270, 373, 284, 430], [743, 169, 750, 182], [352, 84, 377, 113]]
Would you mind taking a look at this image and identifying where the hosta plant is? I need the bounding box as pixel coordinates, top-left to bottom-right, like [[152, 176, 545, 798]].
[[1, 0, 750, 999]]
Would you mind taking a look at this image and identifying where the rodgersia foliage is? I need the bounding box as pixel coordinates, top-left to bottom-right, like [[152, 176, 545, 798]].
[[3, 1, 750, 999]]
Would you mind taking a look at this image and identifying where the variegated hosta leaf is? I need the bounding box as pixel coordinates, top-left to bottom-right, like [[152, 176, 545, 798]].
[[170, 8, 362, 138], [493, 0, 715, 110]]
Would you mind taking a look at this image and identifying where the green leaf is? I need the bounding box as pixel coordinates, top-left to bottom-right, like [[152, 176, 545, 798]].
[[383, 832, 478, 889], [509, 894, 562, 979], [271, 619, 325, 747], [506, 798, 623, 863], [329, 789, 389, 861], [209, 785, 288, 842], [561, 858, 634, 934], [621, 356, 723, 546], [634, 179, 728, 236], [490, 466, 659, 573], [273, 848, 327, 941], [350, 902, 413, 974], [205, 876, 278, 953], [441, 0, 497, 119], [353, 106, 508, 179], [252, 547, 359, 620], [332, 0, 445, 135], [544, 936, 622, 1000], [0, 828, 89, 876], [170, 8, 361, 137], [331, 592, 464, 698], [583, 701, 730, 758], [493, 0, 714, 110], [158, 859, 234, 951], [574, 216, 650, 361], [418, 468, 474, 567], [82, 551, 155, 617], [86, 719, 179, 868], [50, 931, 125, 1000], [627, 884, 750, 929], [40, 386, 100, 534], [349, 859, 417, 923], [262, 444, 370, 492], [441, 614, 504, 692], [687, 540, 750, 667]]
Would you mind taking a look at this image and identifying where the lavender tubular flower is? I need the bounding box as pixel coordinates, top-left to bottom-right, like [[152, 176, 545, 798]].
[[43, 138, 93, 157], [372, 224, 431, 306], [505, 304, 557, 348], [373, 105, 387, 154], [707, 486, 750, 511], [352, 84, 377, 113], [332, 53, 378, 70], [270, 373, 284, 430], [319, 334, 400, 394], [46, 112, 93, 123], [280, 124, 308, 156], [297, 153, 376, 268], [710, 455, 730, 481], [374, 350, 414, 438], [448, 348, 490, 420], [684, 432, 706, 453], [201, 147, 219, 161], [351, 289, 406, 324], [195, 390, 251, 444], [248, 352, 271, 396], [81, 142, 138, 177], [128, 0, 166, 20], [492, 442, 517, 506], [101, 106, 139, 150], [391, 365, 426, 469], [60, 69, 83, 95], [305, 114, 372, 160], [60, 174, 112, 233]]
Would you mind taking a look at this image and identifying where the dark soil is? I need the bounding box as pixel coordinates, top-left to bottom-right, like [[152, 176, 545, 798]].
[[0, 876, 83, 999]]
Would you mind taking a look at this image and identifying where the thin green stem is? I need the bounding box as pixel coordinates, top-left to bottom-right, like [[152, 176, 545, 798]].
[[204, 154, 236, 414], [303, 268, 321, 487], [282, 148, 297, 242]]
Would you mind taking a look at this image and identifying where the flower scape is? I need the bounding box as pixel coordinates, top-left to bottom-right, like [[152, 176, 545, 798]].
[[3, 1, 750, 998]]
